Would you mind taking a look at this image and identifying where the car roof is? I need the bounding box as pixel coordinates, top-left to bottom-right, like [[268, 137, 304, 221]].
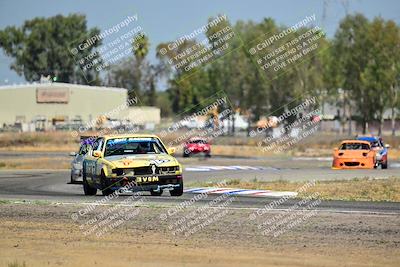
[[357, 136, 379, 142], [100, 134, 160, 139]]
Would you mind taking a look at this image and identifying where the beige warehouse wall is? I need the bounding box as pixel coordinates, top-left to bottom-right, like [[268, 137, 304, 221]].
[[0, 83, 127, 126], [120, 107, 161, 124]]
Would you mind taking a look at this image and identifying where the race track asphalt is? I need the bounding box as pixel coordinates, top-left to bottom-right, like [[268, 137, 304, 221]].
[[0, 163, 399, 214]]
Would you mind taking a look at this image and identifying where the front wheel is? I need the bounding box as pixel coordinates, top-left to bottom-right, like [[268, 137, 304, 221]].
[[101, 172, 115, 196], [83, 171, 97, 196], [170, 180, 183, 196]]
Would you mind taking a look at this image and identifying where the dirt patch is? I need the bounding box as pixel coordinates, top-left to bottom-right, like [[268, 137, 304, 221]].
[[0, 202, 399, 267]]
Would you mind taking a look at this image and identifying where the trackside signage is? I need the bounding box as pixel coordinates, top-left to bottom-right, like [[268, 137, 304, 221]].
[[36, 87, 69, 103]]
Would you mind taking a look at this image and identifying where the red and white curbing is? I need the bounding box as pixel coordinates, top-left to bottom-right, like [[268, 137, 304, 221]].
[[184, 187, 298, 198]]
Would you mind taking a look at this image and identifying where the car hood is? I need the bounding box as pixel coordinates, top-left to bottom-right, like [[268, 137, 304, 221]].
[[104, 154, 179, 168]]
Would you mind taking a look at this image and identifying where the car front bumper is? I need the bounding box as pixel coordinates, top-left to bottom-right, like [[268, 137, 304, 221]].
[[104, 174, 183, 192], [332, 157, 375, 169], [70, 169, 83, 184]]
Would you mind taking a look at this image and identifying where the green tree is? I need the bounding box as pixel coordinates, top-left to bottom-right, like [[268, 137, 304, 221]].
[[0, 14, 102, 84], [107, 33, 159, 106], [375, 19, 400, 136], [131, 34, 150, 102], [332, 14, 373, 134], [361, 18, 394, 135], [156, 39, 208, 113]]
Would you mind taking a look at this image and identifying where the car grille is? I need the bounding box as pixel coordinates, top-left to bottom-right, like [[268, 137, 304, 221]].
[[344, 162, 359, 166], [113, 166, 179, 176]]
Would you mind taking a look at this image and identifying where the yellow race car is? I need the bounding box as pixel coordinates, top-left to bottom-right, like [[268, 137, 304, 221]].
[[82, 134, 183, 196]]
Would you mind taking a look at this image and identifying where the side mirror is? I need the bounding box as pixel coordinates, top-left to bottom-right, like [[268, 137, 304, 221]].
[[69, 152, 77, 156], [167, 147, 176, 155], [385, 144, 390, 148], [92, 151, 102, 158]]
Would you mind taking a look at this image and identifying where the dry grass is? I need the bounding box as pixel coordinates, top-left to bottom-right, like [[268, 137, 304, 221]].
[[0, 132, 78, 152], [0, 131, 76, 146], [0, 131, 399, 159], [0, 157, 70, 169], [189, 177, 400, 202], [7, 261, 26, 267]]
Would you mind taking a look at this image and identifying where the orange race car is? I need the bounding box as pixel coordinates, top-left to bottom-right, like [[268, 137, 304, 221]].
[[332, 140, 376, 169]]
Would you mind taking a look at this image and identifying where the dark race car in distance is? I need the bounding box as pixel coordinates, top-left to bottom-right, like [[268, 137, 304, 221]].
[[183, 137, 211, 157], [356, 136, 390, 169]]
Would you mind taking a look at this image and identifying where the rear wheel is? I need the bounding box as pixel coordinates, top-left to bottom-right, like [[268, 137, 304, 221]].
[[70, 172, 74, 184], [83, 170, 97, 196], [183, 150, 190, 157], [382, 162, 388, 169], [170, 180, 183, 196]]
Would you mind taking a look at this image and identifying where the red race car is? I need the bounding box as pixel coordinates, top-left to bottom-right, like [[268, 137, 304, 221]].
[[183, 137, 211, 157]]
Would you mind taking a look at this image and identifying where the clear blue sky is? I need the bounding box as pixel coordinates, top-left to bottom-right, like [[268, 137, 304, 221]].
[[0, 0, 399, 86]]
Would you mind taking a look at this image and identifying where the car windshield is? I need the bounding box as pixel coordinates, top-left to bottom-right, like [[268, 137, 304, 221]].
[[104, 137, 167, 157], [340, 143, 370, 150], [370, 141, 380, 148]]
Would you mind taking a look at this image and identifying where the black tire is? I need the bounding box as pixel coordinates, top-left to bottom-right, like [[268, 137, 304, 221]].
[[150, 189, 163, 196], [170, 180, 183, 196], [382, 162, 388, 169], [205, 152, 211, 158], [100, 172, 114, 196], [83, 170, 97, 196], [183, 150, 190, 157]]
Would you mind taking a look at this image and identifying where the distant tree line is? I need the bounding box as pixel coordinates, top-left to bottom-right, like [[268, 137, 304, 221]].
[[0, 13, 399, 134]]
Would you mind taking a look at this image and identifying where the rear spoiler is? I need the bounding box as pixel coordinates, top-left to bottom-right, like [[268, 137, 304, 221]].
[[80, 135, 98, 144]]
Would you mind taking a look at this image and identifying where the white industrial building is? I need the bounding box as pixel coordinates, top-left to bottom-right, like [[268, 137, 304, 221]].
[[0, 82, 160, 131]]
